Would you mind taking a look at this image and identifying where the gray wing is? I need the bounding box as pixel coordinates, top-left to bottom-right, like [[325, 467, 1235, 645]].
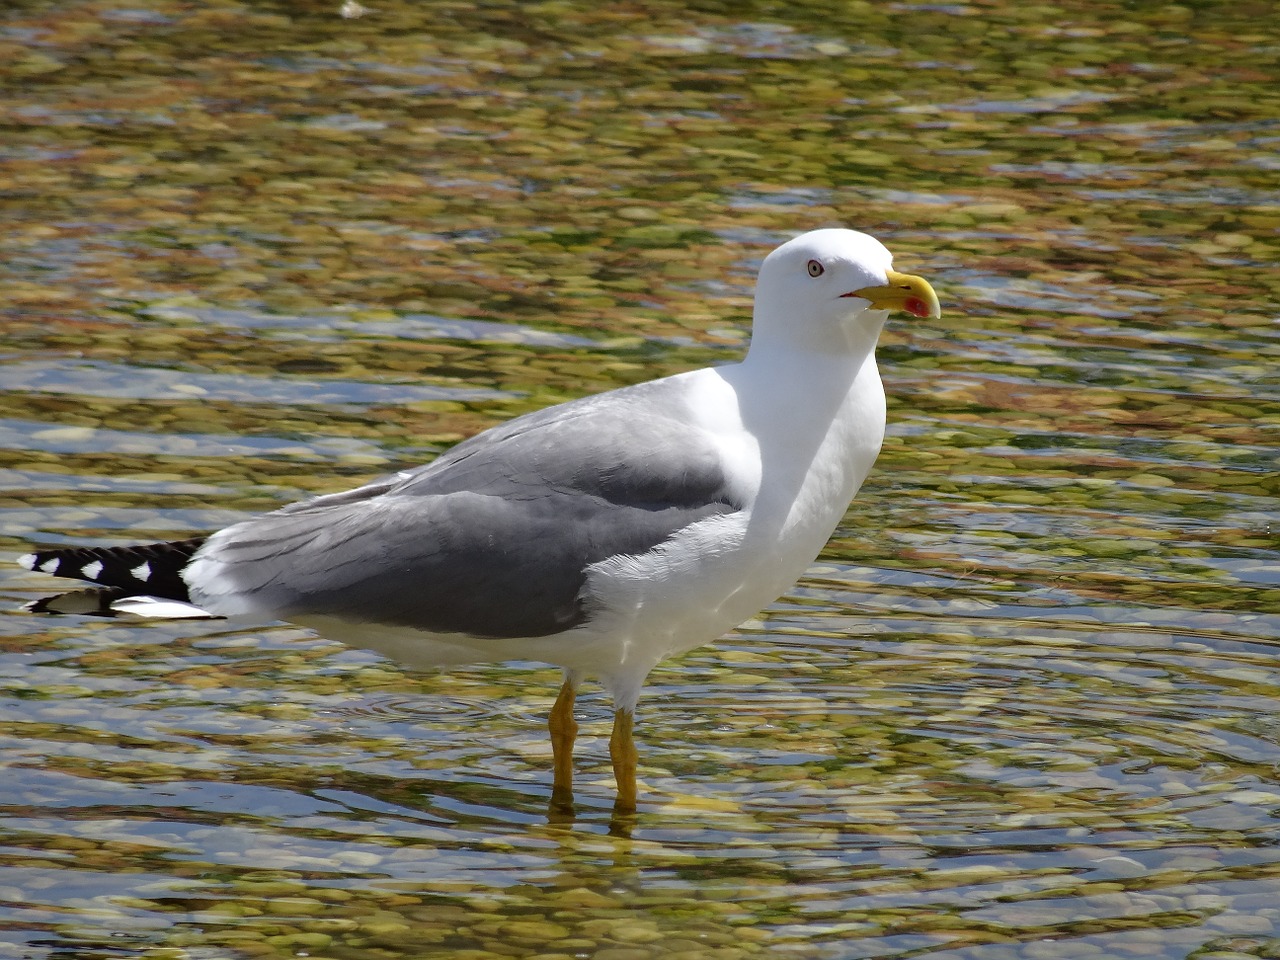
[[190, 379, 743, 638]]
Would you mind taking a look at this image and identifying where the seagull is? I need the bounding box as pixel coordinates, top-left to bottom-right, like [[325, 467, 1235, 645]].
[[18, 228, 939, 813]]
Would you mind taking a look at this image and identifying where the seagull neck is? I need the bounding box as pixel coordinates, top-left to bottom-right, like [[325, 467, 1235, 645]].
[[746, 295, 887, 358], [739, 320, 882, 403], [727, 345, 876, 455]]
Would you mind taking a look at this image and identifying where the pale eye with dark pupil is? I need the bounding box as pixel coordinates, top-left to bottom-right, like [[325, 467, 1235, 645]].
[[806, 260, 824, 277]]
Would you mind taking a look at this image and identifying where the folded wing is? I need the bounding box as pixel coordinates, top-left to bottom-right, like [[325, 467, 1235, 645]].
[[186, 383, 745, 638]]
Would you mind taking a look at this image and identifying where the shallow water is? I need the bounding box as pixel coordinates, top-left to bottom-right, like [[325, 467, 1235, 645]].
[[1, 1, 1277, 958]]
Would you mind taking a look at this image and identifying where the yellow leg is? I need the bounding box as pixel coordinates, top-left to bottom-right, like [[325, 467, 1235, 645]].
[[548, 678, 578, 809], [610, 708, 638, 813]]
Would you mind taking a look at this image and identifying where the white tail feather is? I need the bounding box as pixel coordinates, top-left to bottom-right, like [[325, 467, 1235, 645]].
[[110, 596, 214, 619]]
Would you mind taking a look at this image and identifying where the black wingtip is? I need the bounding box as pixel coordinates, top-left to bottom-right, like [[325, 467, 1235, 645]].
[[18, 537, 206, 603], [24, 586, 128, 616]]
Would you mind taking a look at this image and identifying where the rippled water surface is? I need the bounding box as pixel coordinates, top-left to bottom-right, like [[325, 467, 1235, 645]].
[[1, 1, 1277, 958]]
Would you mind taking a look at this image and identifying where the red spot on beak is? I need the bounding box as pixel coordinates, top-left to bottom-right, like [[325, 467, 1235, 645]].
[[904, 296, 929, 318]]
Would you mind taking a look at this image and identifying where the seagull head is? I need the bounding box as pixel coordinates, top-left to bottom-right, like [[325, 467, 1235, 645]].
[[753, 228, 940, 352]]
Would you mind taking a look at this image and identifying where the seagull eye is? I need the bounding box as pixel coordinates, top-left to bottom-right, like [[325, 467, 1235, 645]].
[[806, 259, 824, 277]]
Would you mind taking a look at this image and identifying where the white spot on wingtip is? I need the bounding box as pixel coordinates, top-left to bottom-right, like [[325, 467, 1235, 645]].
[[82, 560, 104, 580], [39, 558, 61, 574], [18, 553, 37, 570], [130, 561, 152, 582]]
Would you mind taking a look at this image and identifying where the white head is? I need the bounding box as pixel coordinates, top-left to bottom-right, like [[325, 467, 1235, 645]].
[[750, 228, 940, 355]]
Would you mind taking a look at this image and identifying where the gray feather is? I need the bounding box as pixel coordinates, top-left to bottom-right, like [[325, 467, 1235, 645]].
[[194, 379, 742, 638]]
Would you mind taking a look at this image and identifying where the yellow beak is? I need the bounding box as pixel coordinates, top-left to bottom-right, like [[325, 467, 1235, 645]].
[[845, 270, 941, 319]]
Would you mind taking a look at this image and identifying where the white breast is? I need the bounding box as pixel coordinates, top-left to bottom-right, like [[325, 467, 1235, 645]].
[[561, 354, 886, 709]]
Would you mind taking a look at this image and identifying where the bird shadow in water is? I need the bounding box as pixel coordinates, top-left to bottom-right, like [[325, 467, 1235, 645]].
[[547, 792, 638, 839]]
